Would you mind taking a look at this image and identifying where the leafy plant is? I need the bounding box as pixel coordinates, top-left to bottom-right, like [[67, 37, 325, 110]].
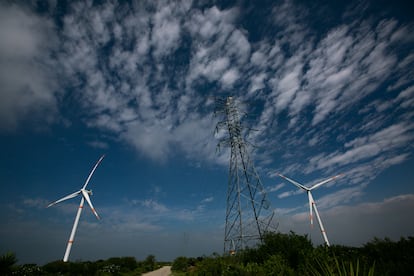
[[0, 252, 18, 275], [308, 254, 375, 276]]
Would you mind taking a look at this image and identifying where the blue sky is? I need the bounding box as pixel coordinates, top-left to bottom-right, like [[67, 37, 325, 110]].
[[1, 0, 414, 264]]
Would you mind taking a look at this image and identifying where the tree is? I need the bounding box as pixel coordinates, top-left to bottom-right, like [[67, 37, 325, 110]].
[[258, 231, 313, 270], [361, 236, 414, 275], [0, 252, 18, 275], [143, 254, 156, 271], [172, 256, 190, 272]]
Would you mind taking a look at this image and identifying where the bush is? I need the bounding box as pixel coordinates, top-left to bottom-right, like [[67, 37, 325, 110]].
[[262, 254, 295, 276], [172, 256, 191, 272], [7, 234, 414, 275], [361, 237, 414, 275], [258, 231, 313, 270]]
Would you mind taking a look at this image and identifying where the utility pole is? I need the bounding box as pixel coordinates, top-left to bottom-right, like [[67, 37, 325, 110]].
[[215, 96, 276, 255]]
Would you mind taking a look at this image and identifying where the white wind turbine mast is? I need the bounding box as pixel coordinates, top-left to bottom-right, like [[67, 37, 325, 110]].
[[48, 155, 105, 262], [278, 173, 343, 246]]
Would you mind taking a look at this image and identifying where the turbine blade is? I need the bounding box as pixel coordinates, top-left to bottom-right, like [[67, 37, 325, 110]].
[[47, 191, 81, 208], [277, 173, 309, 191], [309, 174, 343, 190], [81, 190, 100, 220], [308, 192, 314, 226], [82, 155, 105, 190]]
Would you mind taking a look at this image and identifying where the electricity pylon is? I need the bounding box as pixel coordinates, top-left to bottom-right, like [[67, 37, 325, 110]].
[[215, 96, 276, 255]]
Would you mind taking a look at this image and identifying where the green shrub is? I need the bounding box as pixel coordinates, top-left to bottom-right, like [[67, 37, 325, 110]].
[[361, 236, 414, 275], [172, 256, 191, 272], [258, 231, 313, 270], [262, 254, 295, 276]]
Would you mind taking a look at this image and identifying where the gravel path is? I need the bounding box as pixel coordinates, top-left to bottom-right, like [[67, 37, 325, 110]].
[[142, 266, 172, 276]]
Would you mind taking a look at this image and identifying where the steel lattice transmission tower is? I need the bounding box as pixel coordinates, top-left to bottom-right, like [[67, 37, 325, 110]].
[[215, 96, 276, 255]]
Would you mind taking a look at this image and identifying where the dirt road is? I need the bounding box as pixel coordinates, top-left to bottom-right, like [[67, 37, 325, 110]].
[[142, 266, 172, 276]]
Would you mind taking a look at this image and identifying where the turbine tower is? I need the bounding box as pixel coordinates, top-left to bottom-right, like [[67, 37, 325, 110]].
[[215, 96, 275, 255], [277, 173, 343, 246], [48, 155, 104, 262]]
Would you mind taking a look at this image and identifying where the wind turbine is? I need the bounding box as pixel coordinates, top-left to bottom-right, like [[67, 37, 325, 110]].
[[48, 155, 104, 262], [277, 173, 343, 246]]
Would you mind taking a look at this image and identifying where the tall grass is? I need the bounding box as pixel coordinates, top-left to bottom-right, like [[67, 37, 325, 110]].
[[309, 255, 375, 276]]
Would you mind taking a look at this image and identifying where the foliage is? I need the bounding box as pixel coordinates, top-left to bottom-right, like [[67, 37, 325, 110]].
[[143, 254, 156, 272], [12, 254, 167, 275], [171, 232, 413, 276], [0, 252, 18, 275], [261, 254, 295, 275], [42, 260, 100, 275], [4, 234, 414, 275], [361, 236, 414, 275], [172, 256, 191, 272], [307, 252, 375, 276], [260, 231, 313, 270]]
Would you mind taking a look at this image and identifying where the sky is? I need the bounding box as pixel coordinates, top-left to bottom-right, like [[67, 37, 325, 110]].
[[0, 0, 413, 265]]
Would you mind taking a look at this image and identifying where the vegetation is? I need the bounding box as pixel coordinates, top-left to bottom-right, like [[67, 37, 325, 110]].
[[171, 232, 413, 276], [0, 253, 168, 276], [0, 252, 18, 275], [1, 233, 413, 275]]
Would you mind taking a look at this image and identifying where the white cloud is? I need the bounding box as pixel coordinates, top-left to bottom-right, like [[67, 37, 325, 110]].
[[277, 194, 414, 246], [249, 72, 267, 93], [22, 198, 49, 209], [225, 29, 251, 64], [267, 183, 285, 193], [185, 5, 249, 90], [273, 65, 302, 111], [250, 51, 267, 67], [312, 122, 414, 170], [221, 68, 239, 88], [1, 1, 413, 193], [0, 3, 59, 131], [324, 194, 414, 245], [137, 199, 169, 213], [316, 186, 365, 209], [125, 194, 218, 225], [151, 4, 183, 58], [396, 85, 414, 108], [1, 1, 414, 264], [122, 121, 172, 161], [271, 0, 310, 49], [201, 196, 214, 203], [278, 189, 303, 199]]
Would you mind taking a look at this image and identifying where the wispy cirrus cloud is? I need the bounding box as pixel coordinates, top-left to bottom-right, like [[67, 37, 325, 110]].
[[309, 122, 414, 171], [247, 2, 414, 206], [267, 183, 285, 193], [124, 195, 219, 226], [1, 1, 414, 265], [201, 196, 214, 203], [56, 1, 217, 162], [56, 0, 413, 213], [133, 198, 169, 213], [278, 189, 304, 199], [1, 1, 413, 208], [185, 6, 250, 90]]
